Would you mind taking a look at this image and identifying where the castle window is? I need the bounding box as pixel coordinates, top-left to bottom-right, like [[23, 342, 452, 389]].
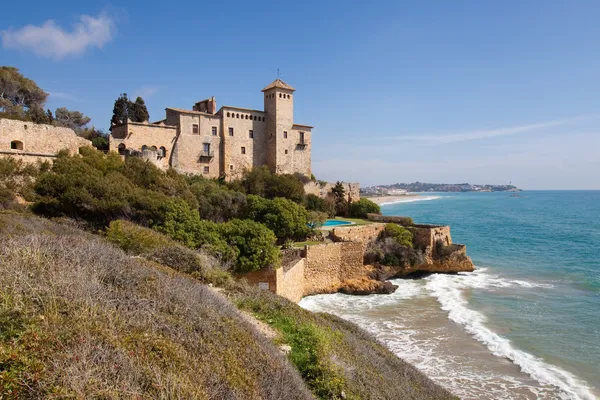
[[245, 115, 248, 119], [299, 132, 305, 144], [241, 146, 246, 154], [212, 126, 217, 136], [262, 117, 265, 122], [142, 145, 149, 151], [24, 125, 28, 130], [229, 127, 234, 136], [204, 166, 209, 174], [10, 140, 23, 150], [227, 112, 230, 117], [159, 146, 167, 157], [285, 149, 288, 154], [203, 143, 211, 153], [118, 143, 126, 155], [249, 130, 254, 139], [236, 113, 240, 118], [279, 93, 282, 98], [287, 94, 291, 99], [192, 124, 199, 134], [150, 146, 158, 152], [229, 165, 233, 170], [283, 131, 288, 139], [253, 116, 256, 121]]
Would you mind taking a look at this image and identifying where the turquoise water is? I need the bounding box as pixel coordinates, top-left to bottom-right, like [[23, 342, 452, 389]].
[[322, 219, 353, 227], [302, 191, 600, 399]]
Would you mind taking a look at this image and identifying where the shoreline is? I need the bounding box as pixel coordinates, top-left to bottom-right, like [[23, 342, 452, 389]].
[[365, 194, 421, 205]]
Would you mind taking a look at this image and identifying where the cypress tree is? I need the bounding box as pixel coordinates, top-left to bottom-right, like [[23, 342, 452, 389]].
[[131, 96, 150, 122], [110, 93, 130, 130]]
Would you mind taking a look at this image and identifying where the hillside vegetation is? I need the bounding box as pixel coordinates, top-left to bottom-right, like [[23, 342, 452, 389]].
[[0, 213, 456, 399]]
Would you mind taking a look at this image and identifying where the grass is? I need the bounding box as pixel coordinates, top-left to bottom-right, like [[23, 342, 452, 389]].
[[0, 213, 311, 400], [293, 240, 322, 248], [334, 217, 373, 226], [230, 283, 457, 400], [0, 212, 457, 400]]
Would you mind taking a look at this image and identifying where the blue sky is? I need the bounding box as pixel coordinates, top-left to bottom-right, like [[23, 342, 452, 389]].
[[2, 1, 599, 189]]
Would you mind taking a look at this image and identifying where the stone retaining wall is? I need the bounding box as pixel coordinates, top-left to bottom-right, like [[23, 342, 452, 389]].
[[303, 241, 364, 295]]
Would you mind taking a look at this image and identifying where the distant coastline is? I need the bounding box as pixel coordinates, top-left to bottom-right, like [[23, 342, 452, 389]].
[[365, 194, 422, 205]]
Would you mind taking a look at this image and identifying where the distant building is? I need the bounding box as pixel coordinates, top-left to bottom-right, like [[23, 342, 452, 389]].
[[110, 79, 313, 180]]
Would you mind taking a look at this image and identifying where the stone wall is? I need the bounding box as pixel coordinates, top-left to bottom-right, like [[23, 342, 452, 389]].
[[221, 108, 267, 180], [330, 223, 385, 250], [303, 242, 365, 295], [304, 181, 361, 203], [174, 112, 223, 178], [278, 258, 305, 303], [110, 121, 177, 170], [408, 225, 452, 262], [1, 118, 91, 163]]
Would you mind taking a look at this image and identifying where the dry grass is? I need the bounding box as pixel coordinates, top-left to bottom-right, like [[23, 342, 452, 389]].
[[230, 283, 457, 400], [0, 213, 312, 399]]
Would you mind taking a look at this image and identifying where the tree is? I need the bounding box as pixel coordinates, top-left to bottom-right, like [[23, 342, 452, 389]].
[[131, 96, 149, 122], [46, 109, 54, 123], [349, 198, 380, 218], [110, 93, 130, 129], [110, 93, 150, 129], [54, 107, 91, 132], [26, 105, 51, 124], [0, 66, 48, 116], [243, 194, 310, 243], [305, 193, 335, 218], [331, 181, 348, 216]]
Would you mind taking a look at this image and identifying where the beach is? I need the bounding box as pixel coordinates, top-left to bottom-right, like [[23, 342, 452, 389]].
[[365, 194, 421, 205]]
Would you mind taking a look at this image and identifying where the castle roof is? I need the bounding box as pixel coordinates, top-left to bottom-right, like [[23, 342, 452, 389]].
[[261, 79, 295, 92]]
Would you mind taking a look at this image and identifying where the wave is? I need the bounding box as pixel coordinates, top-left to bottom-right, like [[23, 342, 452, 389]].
[[425, 270, 595, 400], [380, 195, 442, 206]]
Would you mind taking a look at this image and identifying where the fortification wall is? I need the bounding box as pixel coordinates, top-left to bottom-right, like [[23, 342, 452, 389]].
[[110, 121, 176, 170], [278, 258, 305, 303], [1, 118, 91, 163], [330, 223, 385, 250], [303, 241, 364, 295], [304, 181, 360, 203]]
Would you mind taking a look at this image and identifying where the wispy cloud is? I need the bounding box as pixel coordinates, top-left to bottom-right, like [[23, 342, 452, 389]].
[[49, 91, 80, 102], [391, 115, 599, 145], [1, 12, 115, 60], [133, 85, 161, 99]]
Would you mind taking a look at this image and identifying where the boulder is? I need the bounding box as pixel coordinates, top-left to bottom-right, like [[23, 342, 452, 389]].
[[337, 278, 398, 295]]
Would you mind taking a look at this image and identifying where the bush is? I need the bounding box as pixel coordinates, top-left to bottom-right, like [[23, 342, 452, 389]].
[[382, 223, 413, 248], [305, 194, 335, 217], [150, 246, 231, 286], [238, 166, 305, 203], [189, 177, 246, 222], [349, 198, 380, 218], [219, 219, 281, 273], [244, 195, 310, 243], [307, 211, 327, 229], [105, 219, 171, 254]]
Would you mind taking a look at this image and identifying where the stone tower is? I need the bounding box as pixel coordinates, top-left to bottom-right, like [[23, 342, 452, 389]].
[[263, 79, 295, 174]]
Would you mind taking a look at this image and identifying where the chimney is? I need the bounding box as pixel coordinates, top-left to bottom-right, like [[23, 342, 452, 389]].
[[192, 97, 217, 114]]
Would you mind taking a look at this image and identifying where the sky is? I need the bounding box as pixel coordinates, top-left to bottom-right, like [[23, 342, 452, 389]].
[[2, 1, 600, 189]]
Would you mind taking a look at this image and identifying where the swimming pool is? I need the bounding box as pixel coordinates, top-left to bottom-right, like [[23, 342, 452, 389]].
[[322, 219, 353, 227]]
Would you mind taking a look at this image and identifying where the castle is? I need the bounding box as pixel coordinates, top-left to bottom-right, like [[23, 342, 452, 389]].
[[109, 79, 312, 179]]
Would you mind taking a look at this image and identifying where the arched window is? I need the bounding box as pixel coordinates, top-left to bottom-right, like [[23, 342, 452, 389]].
[[236, 113, 240, 118], [245, 115, 248, 119], [141, 145, 149, 151], [287, 94, 291, 99], [262, 117, 265, 122], [253, 116, 257, 121], [227, 112, 230, 117], [159, 146, 167, 157], [118, 143, 126, 155], [150, 146, 158, 152], [10, 140, 23, 150], [279, 93, 282, 98]]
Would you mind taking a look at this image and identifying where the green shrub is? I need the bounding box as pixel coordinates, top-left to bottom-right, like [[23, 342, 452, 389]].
[[307, 211, 327, 229], [105, 219, 171, 254], [189, 177, 246, 222], [238, 166, 305, 203], [150, 246, 231, 286], [305, 194, 335, 218], [219, 219, 280, 273], [382, 223, 413, 248], [244, 195, 310, 243], [349, 198, 380, 218]]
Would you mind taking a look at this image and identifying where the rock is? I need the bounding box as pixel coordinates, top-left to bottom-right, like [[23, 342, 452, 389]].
[[337, 278, 398, 295], [279, 344, 292, 355]]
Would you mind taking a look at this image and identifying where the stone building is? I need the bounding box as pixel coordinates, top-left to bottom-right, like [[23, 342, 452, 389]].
[[110, 79, 313, 179], [0, 118, 91, 163]]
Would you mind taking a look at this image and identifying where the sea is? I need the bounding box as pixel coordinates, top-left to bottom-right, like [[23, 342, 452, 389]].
[[300, 191, 600, 399]]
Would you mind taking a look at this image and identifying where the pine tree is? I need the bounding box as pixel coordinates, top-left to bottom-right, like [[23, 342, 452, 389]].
[[110, 93, 130, 130], [131, 96, 149, 122], [46, 109, 54, 122]]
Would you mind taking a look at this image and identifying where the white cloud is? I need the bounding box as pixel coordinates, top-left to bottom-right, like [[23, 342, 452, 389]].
[[391, 115, 599, 145], [133, 85, 160, 99], [49, 91, 80, 102], [1, 12, 114, 59]]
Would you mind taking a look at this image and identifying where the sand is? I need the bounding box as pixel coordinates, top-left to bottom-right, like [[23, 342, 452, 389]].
[[365, 194, 421, 205]]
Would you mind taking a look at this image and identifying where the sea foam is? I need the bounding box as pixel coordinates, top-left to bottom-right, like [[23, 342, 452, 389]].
[[425, 270, 596, 400]]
